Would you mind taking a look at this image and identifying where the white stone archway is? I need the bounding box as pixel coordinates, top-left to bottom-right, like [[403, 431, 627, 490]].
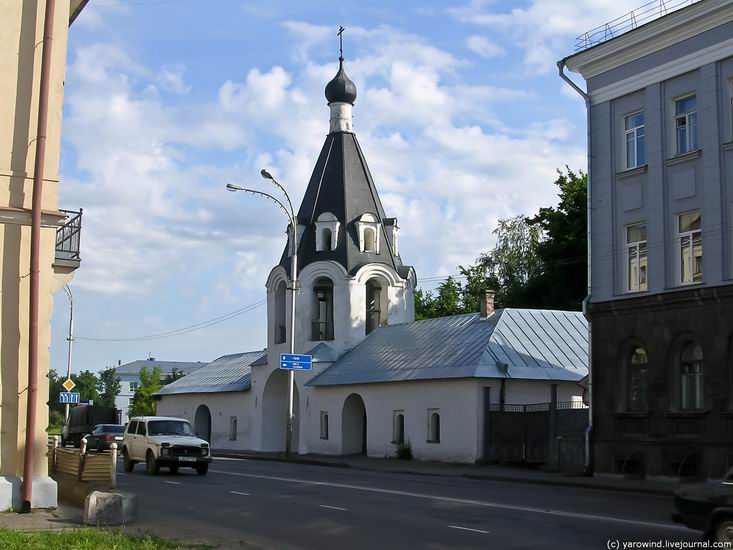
[[261, 369, 300, 452], [341, 393, 367, 455], [194, 404, 211, 443]]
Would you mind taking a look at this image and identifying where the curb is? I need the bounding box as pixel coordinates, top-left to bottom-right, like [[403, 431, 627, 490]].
[[212, 452, 674, 496]]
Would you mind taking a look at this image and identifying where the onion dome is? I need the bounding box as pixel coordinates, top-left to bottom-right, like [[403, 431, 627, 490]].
[[325, 58, 357, 105]]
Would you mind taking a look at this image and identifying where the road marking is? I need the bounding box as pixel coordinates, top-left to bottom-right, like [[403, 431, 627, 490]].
[[319, 504, 348, 511], [209, 469, 686, 531], [229, 491, 251, 496], [164, 481, 181, 485], [215, 457, 249, 462], [449, 525, 490, 535]]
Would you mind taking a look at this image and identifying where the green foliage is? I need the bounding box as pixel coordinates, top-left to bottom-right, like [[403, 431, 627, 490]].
[[129, 367, 163, 417], [0, 527, 211, 549], [47, 369, 65, 426], [165, 367, 185, 384], [96, 367, 121, 408], [415, 167, 587, 318], [72, 370, 100, 404], [395, 441, 412, 460]]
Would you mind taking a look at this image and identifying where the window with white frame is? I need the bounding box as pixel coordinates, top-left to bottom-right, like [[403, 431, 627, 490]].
[[392, 410, 405, 444], [320, 411, 329, 440], [678, 211, 702, 284], [679, 342, 703, 411], [675, 94, 698, 155], [315, 212, 340, 252], [427, 409, 440, 443], [229, 416, 237, 441], [129, 381, 139, 393], [626, 224, 647, 292], [356, 213, 381, 254], [624, 111, 646, 169]]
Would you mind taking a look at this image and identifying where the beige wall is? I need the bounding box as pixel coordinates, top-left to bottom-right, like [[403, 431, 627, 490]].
[[0, 0, 74, 478]]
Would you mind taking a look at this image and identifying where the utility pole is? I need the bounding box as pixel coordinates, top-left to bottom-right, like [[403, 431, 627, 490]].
[[226, 168, 298, 459], [63, 285, 74, 422]]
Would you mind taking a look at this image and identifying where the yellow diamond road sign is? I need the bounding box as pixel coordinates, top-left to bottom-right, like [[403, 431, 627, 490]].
[[62, 378, 75, 392]]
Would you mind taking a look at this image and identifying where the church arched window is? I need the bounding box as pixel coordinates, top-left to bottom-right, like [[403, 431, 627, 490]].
[[315, 212, 339, 252], [274, 281, 286, 344], [356, 213, 380, 254], [366, 277, 387, 334], [312, 277, 334, 341]]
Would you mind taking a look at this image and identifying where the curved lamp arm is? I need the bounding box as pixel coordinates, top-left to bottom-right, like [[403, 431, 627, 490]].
[[260, 169, 295, 221], [226, 184, 295, 227]]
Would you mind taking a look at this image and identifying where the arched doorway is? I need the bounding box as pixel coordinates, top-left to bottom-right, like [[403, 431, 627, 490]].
[[194, 404, 211, 443], [342, 393, 367, 455], [261, 369, 300, 452]]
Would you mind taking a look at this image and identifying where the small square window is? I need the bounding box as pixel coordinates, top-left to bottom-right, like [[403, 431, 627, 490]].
[[320, 412, 329, 440]]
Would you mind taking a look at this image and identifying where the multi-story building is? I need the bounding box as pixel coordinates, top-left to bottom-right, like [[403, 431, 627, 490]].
[[115, 358, 205, 423], [561, 0, 733, 478], [0, 0, 87, 510]]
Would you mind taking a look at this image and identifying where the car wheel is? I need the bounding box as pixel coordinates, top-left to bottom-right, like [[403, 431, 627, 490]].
[[195, 463, 208, 476], [714, 516, 733, 544], [169, 465, 179, 474], [123, 448, 135, 472], [146, 450, 160, 475]]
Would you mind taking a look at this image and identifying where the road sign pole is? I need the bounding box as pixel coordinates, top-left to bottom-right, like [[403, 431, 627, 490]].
[[63, 285, 73, 422], [286, 228, 298, 460]]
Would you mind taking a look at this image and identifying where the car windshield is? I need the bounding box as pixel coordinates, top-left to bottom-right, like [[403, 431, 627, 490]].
[[147, 420, 194, 436]]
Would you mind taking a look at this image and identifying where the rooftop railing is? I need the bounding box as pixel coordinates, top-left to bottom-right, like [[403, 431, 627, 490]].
[[574, 0, 701, 52]]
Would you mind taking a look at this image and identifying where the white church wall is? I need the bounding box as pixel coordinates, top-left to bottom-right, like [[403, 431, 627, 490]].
[[300, 379, 483, 463], [156, 392, 255, 450]]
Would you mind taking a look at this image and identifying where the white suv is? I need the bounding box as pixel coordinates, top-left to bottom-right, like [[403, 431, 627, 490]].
[[122, 416, 211, 476]]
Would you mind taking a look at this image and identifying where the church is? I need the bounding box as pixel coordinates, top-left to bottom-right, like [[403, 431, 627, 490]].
[[155, 55, 588, 464]]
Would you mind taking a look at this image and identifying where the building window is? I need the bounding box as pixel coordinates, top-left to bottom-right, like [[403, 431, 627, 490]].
[[356, 213, 381, 254], [625, 111, 646, 169], [320, 412, 329, 440], [427, 409, 440, 443], [626, 224, 647, 292], [312, 277, 334, 341], [229, 417, 237, 441], [626, 346, 648, 412], [129, 381, 139, 393], [364, 227, 376, 253], [678, 211, 702, 284], [675, 94, 698, 155], [274, 280, 286, 344], [392, 411, 405, 444], [315, 212, 340, 252], [680, 342, 703, 411], [366, 279, 386, 335]]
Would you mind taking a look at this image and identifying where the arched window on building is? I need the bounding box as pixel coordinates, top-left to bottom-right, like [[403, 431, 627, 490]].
[[312, 277, 334, 341], [274, 281, 286, 344], [393, 411, 405, 444], [626, 346, 648, 411], [318, 228, 333, 252], [315, 212, 339, 252], [366, 278, 386, 335], [680, 342, 703, 411], [364, 227, 376, 253], [428, 410, 440, 443]]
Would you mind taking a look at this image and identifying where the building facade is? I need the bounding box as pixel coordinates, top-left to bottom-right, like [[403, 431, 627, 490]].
[[562, 0, 733, 478], [156, 56, 588, 464], [0, 0, 86, 510]]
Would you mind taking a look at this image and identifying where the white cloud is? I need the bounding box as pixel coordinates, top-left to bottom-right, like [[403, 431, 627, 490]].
[[157, 64, 191, 95], [466, 35, 505, 58]]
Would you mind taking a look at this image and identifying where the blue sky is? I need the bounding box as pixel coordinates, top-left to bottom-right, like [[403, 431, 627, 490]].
[[51, 0, 642, 375]]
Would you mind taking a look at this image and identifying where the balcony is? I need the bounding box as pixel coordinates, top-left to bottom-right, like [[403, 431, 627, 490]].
[[55, 208, 82, 269]]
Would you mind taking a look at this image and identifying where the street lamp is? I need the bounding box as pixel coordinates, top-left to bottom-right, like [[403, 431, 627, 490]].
[[225, 171, 298, 459]]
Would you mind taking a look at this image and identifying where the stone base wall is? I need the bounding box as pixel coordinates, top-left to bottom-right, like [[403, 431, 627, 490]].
[[589, 285, 733, 479]]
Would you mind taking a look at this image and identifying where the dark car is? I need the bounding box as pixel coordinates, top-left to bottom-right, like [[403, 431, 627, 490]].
[[672, 467, 733, 543], [62, 404, 118, 447], [85, 424, 126, 452]]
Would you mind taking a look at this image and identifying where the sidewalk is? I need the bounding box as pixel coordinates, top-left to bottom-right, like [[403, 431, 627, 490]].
[[0, 503, 82, 531], [213, 449, 678, 496]]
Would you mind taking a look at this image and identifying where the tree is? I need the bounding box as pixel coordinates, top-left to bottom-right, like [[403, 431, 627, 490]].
[[164, 368, 185, 385], [129, 367, 162, 417], [526, 167, 587, 311], [72, 370, 99, 404], [96, 367, 121, 408], [47, 369, 65, 430], [414, 277, 466, 320]]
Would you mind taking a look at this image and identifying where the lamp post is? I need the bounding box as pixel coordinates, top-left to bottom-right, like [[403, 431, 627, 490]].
[[226, 171, 298, 459], [62, 285, 74, 423]]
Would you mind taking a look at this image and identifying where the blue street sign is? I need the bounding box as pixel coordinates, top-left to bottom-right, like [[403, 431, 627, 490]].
[[280, 353, 312, 371], [59, 392, 80, 404]]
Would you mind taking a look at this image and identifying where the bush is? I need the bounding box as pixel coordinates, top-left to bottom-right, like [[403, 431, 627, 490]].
[[395, 441, 412, 460]]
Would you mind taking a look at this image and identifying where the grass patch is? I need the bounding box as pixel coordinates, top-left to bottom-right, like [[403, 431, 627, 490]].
[[0, 528, 211, 549], [46, 426, 62, 435]]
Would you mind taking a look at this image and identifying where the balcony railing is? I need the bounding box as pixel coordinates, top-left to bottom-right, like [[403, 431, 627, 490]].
[[574, 0, 701, 52], [55, 208, 82, 263]]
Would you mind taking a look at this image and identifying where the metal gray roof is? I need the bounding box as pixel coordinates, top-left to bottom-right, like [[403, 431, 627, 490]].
[[115, 360, 206, 376], [307, 309, 588, 386], [155, 350, 266, 396]]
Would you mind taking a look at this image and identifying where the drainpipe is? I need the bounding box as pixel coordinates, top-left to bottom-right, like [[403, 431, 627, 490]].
[[22, 0, 56, 513], [557, 59, 593, 475]]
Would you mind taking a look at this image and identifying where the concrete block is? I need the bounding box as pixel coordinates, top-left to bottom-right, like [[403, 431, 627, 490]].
[[0, 477, 13, 511], [84, 491, 136, 526], [3, 476, 58, 510]]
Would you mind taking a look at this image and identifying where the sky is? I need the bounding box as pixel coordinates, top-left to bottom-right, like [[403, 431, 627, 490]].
[[51, 0, 645, 375]]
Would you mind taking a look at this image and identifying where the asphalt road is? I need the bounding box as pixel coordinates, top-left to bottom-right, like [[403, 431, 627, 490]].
[[117, 457, 700, 549]]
